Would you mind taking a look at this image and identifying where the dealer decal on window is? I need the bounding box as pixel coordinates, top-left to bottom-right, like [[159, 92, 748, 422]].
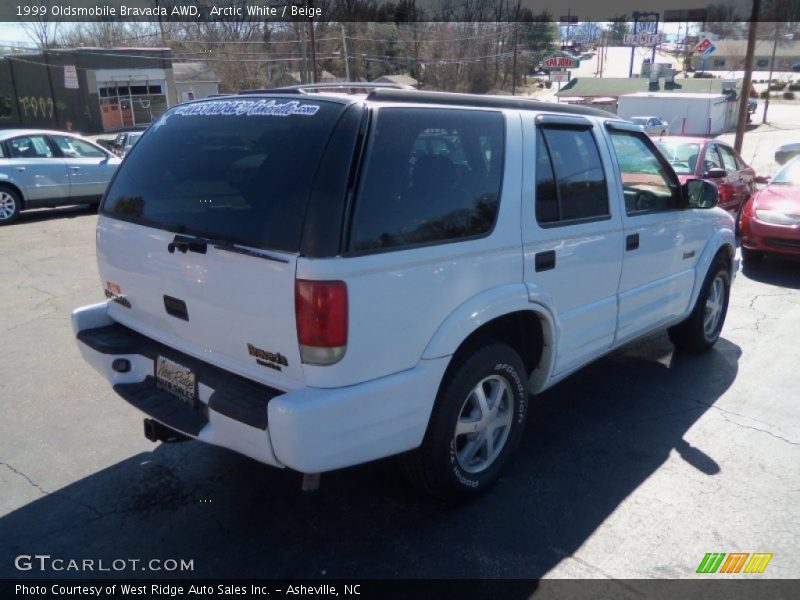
[[172, 99, 320, 118]]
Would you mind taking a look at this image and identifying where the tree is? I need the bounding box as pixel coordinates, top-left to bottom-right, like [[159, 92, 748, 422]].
[[607, 16, 630, 44], [20, 0, 59, 49]]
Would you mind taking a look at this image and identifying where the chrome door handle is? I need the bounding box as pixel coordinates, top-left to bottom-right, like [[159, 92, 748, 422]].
[[69, 166, 81, 170], [14, 166, 26, 171]]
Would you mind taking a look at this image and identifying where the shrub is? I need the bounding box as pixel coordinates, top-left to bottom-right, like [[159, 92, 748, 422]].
[[692, 71, 715, 78], [783, 91, 796, 100], [760, 90, 770, 99], [769, 81, 787, 91], [789, 83, 800, 91]]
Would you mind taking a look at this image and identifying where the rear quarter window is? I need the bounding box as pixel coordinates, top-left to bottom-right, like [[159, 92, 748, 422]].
[[349, 107, 505, 253]]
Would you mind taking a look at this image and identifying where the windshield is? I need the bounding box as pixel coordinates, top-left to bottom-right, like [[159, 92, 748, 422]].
[[630, 118, 648, 125], [654, 141, 701, 175], [101, 98, 347, 252], [771, 156, 800, 185]]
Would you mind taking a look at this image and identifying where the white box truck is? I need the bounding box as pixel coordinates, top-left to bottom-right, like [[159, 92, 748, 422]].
[[617, 92, 736, 136]]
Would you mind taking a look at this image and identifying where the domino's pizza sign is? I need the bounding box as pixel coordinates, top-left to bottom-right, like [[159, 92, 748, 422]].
[[695, 38, 717, 57]]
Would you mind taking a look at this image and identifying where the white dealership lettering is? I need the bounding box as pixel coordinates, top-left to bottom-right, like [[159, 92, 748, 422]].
[[172, 100, 320, 118]]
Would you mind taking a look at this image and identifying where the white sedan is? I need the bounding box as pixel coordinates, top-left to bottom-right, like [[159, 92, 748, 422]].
[[630, 116, 670, 136], [0, 129, 121, 224]]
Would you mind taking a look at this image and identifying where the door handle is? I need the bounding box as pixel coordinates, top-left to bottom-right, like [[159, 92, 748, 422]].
[[14, 166, 26, 171], [626, 234, 640, 251], [535, 250, 556, 272], [69, 166, 81, 170]]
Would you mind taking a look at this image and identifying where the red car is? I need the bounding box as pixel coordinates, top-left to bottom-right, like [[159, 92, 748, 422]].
[[655, 137, 756, 214], [740, 156, 800, 263]]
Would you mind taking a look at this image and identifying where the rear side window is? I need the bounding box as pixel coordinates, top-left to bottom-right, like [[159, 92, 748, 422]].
[[8, 135, 54, 158], [535, 126, 609, 225], [102, 98, 348, 252], [718, 145, 739, 173], [349, 108, 504, 253]]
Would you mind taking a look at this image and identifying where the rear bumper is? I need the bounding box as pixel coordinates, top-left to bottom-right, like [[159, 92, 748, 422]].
[[72, 302, 449, 473]]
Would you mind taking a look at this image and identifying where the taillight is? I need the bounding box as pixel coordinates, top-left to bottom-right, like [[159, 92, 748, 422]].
[[295, 279, 348, 365]]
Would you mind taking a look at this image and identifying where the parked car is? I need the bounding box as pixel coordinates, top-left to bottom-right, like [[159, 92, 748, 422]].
[[775, 142, 800, 165], [655, 136, 756, 214], [0, 129, 121, 224], [630, 116, 670, 136], [72, 89, 734, 500], [111, 130, 145, 157], [740, 155, 800, 263]]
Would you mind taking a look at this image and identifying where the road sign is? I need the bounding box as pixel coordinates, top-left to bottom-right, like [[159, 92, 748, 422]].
[[542, 55, 579, 69], [550, 70, 570, 82], [624, 32, 665, 46]]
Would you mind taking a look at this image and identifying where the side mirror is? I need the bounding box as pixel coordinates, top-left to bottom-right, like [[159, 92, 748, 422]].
[[754, 174, 771, 184], [704, 168, 727, 179], [685, 179, 718, 209]]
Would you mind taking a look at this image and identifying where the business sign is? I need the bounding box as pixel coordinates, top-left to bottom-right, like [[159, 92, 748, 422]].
[[63, 65, 78, 89], [542, 55, 579, 69], [550, 70, 570, 82], [695, 38, 717, 56], [624, 32, 665, 46]]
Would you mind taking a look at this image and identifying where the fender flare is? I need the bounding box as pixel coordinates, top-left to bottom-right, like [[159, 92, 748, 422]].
[[689, 228, 736, 308], [421, 283, 558, 393]]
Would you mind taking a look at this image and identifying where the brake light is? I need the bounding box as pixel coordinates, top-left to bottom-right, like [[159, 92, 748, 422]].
[[295, 279, 348, 365]]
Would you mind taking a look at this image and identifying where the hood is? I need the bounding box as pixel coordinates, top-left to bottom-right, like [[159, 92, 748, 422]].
[[753, 185, 800, 212]]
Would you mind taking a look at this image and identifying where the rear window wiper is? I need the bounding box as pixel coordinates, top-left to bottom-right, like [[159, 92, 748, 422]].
[[167, 233, 288, 263]]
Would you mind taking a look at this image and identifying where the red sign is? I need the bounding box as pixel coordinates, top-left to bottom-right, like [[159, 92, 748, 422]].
[[542, 55, 579, 69], [695, 38, 713, 54]]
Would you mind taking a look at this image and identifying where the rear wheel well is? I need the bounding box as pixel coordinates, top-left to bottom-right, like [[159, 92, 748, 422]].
[[448, 311, 545, 381], [716, 243, 735, 274], [0, 182, 24, 209]]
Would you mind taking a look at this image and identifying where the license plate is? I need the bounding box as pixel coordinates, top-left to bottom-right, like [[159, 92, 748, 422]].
[[155, 356, 196, 405]]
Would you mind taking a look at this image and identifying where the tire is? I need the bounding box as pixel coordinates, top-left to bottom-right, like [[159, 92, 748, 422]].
[[660, 130, 667, 136], [741, 246, 763, 263], [668, 257, 731, 352], [398, 343, 529, 501], [0, 187, 21, 225]]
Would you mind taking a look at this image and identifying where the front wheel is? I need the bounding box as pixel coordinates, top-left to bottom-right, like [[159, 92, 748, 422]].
[[398, 343, 529, 501], [668, 257, 731, 352]]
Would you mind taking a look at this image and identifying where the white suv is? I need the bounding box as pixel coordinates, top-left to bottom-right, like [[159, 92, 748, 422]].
[[73, 88, 736, 500]]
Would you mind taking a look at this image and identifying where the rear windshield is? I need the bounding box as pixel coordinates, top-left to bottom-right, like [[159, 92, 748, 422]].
[[102, 98, 347, 252]]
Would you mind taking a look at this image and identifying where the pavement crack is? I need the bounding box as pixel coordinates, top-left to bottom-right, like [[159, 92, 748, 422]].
[[1, 461, 48, 495]]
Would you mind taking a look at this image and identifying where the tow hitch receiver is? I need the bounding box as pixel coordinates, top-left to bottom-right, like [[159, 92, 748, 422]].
[[144, 418, 191, 443]]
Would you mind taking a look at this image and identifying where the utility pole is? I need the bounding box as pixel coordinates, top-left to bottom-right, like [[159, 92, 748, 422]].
[[511, 20, 519, 95], [763, 21, 780, 124], [629, 14, 639, 78], [734, 0, 761, 154], [308, 3, 318, 84], [300, 24, 308, 83], [341, 24, 350, 81]]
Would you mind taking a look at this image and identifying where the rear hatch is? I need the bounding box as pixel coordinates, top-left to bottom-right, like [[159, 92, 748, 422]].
[[97, 96, 351, 389]]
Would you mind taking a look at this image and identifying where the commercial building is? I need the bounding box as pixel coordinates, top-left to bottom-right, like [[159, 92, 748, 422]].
[[689, 39, 800, 72], [0, 47, 178, 134], [174, 62, 220, 102]]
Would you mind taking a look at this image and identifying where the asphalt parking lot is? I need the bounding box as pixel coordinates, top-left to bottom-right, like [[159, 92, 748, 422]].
[[0, 203, 800, 578], [1, 200, 799, 580]]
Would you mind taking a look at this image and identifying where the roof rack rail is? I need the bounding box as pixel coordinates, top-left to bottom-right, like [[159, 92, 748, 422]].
[[239, 82, 416, 95], [364, 89, 614, 118]]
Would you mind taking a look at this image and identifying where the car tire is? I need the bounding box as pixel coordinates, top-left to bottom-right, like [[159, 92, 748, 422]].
[[660, 130, 667, 136], [0, 186, 22, 225], [741, 247, 763, 263], [668, 256, 731, 353], [398, 342, 529, 501]]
